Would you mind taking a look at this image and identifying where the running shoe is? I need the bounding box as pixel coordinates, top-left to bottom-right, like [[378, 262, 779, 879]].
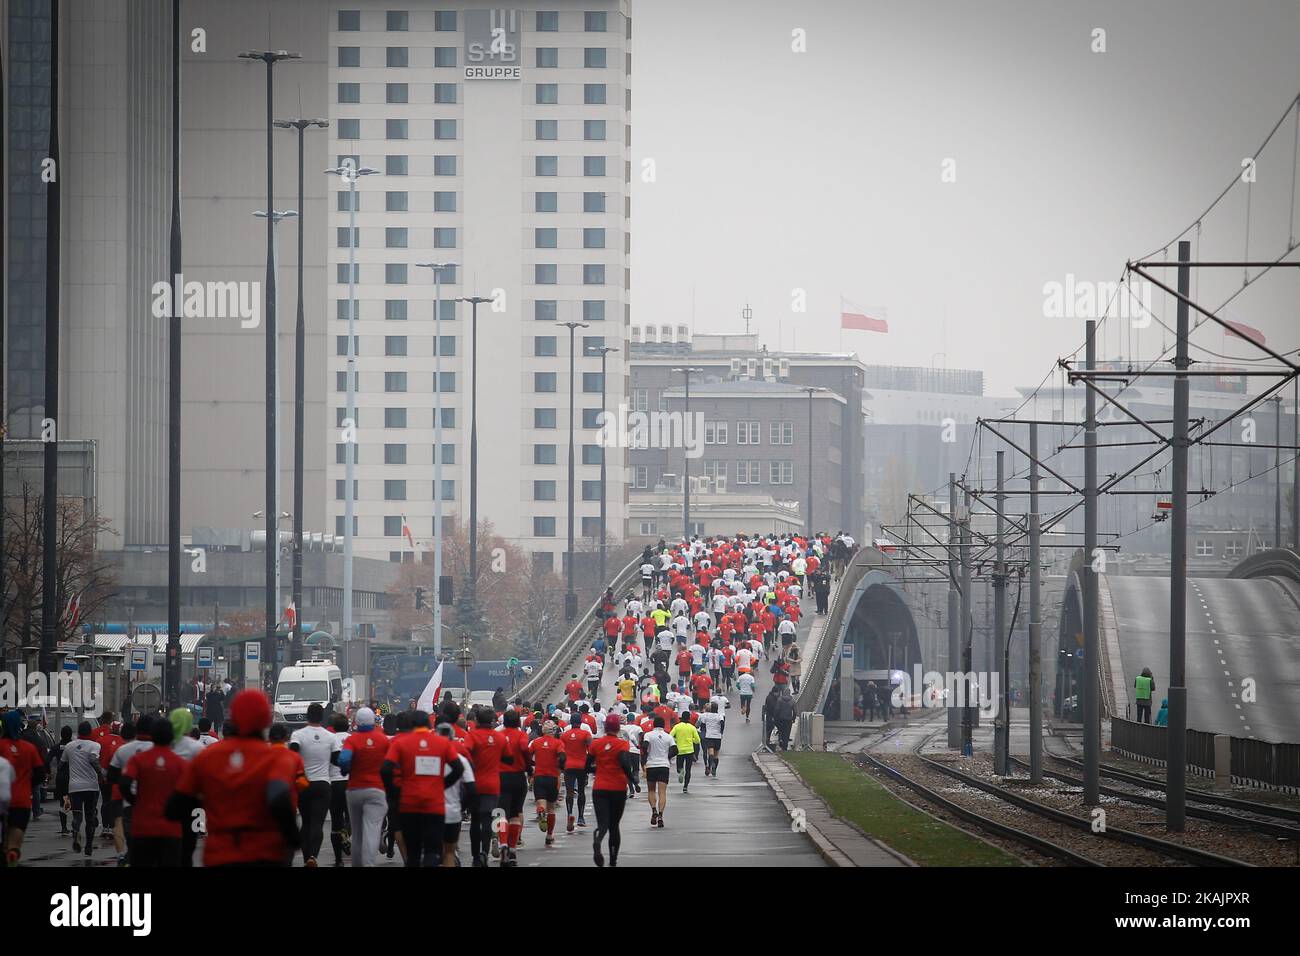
[[577, 817, 588, 828], [537, 808, 548, 832], [657, 815, 665, 829], [650, 809, 658, 826]]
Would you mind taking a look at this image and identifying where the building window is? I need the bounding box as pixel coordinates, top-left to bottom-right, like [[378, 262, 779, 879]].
[[336, 516, 359, 536], [582, 372, 603, 393], [736, 461, 762, 484], [433, 191, 457, 212], [385, 155, 408, 176], [386, 191, 409, 212], [533, 516, 557, 537], [584, 119, 606, 141], [336, 372, 350, 392], [536, 264, 558, 285], [434, 227, 456, 248], [534, 408, 557, 429], [384, 335, 407, 357], [337, 190, 359, 212], [584, 155, 606, 177], [384, 407, 407, 428], [435, 443, 456, 464], [434, 47, 457, 67], [435, 372, 456, 393], [384, 516, 403, 537], [384, 444, 407, 465], [1195, 539, 1215, 557], [337, 117, 361, 139], [585, 11, 607, 31], [769, 460, 794, 484], [335, 442, 350, 464], [582, 480, 601, 502], [433, 10, 457, 31], [584, 83, 607, 104], [438, 480, 456, 501], [335, 479, 358, 500], [736, 421, 761, 444], [338, 10, 360, 30], [770, 420, 794, 444], [582, 408, 602, 429], [534, 444, 557, 465], [337, 83, 361, 105], [384, 479, 407, 501], [534, 480, 556, 501], [535, 300, 557, 321], [535, 119, 558, 140], [536, 156, 558, 177], [584, 47, 607, 68], [583, 228, 605, 248], [434, 119, 457, 139], [534, 335, 557, 356], [386, 10, 409, 31], [385, 299, 408, 321], [437, 299, 457, 321], [434, 155, 457, 176], [535, 228, 557, 249], [583, 264, 605, 285], [385, 263, 408, 284], [583, 300, 605, 322], [433, 82, 457, 104], [439, 407, 456, 428], [386, 83, 409, 103], [535, 372, 557, 393], [536, 47, 558, 68], [631, 389, 648, 413], [704, 420, 728, 444], [581, 517, 601, 537], [386, 118, 408, 140], [337, 227, 359, 248], [536, 83, 558, 105], [384, 371, 407, 392], [1224, 539, 1244, 558], [638, 520, 657, 536], [703, 460, 727, 482], [335, 334, 358, 356], [338, 47, 360, 68], [583, 192, 605, 212], [632, 466, 648, 489], [386, 47, 409, 68], [582, 445, 603, 465], [385, 227, 408, 248], [536, 11, 559, 31], [535, 192, 558, 213]]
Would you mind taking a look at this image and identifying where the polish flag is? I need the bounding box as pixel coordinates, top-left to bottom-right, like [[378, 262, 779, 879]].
[[62, 592, 82, 630], [401, 515, 416, 550], [416, 660, 445, 713], [841, 297, 889, 333], [1224, 320, 1266, 347], [283, 601, 297, 629]]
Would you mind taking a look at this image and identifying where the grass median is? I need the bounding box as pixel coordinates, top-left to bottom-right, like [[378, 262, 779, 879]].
[[781, 752, 1020, 867]]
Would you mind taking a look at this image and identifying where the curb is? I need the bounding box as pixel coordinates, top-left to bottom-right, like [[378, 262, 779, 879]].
[[752, 751, 854, 867]]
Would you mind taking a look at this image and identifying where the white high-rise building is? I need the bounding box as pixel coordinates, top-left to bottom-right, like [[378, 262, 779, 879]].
[[326, 1, 631, 571]]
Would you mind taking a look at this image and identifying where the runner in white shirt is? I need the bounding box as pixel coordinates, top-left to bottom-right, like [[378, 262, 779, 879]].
[[290, 711, 340, 867], [736, 671, 758, 721], [693, 609, 711, 633], [696, 702, 726, 778], [672, 614, 691, 639], [670, 596, 688, 618], [734, 646, 753, 673], [640, 718, 677, 828], [688, 642, 707, 670], [583, 656, 604, 697]]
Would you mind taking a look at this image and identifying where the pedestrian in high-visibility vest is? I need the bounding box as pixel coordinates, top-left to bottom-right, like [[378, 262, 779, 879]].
[[1134, 668, 1156, 724]]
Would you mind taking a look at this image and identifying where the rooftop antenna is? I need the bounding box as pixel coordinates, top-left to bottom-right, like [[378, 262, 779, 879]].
[[742, 302, 752, 335]]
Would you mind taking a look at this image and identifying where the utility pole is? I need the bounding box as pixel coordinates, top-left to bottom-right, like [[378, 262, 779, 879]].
[[562, 320, 589, 622], [40, 0, 61, 677], [1275, 395, 1283, 549], [462, 294, 493, 610], [165, 0, 183, 708], [994, 450, 1008, 775], [672, 367, 703, 539], [1293, 376, 1298, 552], [947, 474, 961, 749], [1167, 240, 1192, 831], [1028, 423, 1043, 782], [960, 488, 974, 756], [1083, 316, 1100, 806], [802, 387, 817, 538], [591, 345, 619, 587]]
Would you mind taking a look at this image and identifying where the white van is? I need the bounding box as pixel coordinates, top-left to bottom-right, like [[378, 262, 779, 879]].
[[273, 661, 343, 729]]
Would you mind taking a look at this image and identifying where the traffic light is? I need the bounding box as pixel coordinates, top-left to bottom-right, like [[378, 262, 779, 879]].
[[414, 586, 426, 610], [439, 575, 453, 606]]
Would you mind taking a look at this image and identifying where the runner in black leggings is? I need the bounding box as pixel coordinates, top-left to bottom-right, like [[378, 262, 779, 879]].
[[587, 714, 638, 868]]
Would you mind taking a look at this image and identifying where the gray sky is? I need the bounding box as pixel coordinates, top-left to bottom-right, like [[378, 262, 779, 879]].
[[632, 0, 1300, 395]]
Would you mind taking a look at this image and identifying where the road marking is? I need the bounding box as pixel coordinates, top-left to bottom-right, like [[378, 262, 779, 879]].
[[1235, 703, 1242, 709]]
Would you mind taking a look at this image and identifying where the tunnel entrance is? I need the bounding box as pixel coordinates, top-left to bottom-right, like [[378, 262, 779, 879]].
[[823, 576, 923, 717]]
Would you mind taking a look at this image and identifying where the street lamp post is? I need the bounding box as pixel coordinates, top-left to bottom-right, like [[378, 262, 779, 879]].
[[239, 48, 300, 687], [253, 209, 298, 674], [800, 386, 821, 538], [671, 367, 704, 540], [416, 262, 459, 660], [165, 0, 184, 709], [326, 163, 378, 652], [588, 345, 619, 587], [274, 117, 327, 667], [561, 321, 590, 621], [459, 294, 493, 607]]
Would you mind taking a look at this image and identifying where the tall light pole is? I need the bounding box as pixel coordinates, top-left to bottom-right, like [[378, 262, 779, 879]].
[[459, 294, 493, 612], [588, 345, 619, 586], [253, 208, 298, 675], [326, 162, 378, 652], [274, 117, 327, 666], [416, 262, 458, 660], [1274, 395, 1283, 549], [164, 0, 184, 707], [561, 321, 590, 621], [800, 386, 821, 538], [239, 48, 300, 688], [671, 367, 704, 540]]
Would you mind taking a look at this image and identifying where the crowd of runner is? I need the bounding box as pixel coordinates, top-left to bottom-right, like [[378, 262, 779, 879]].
[[1, 531, 855, 868]]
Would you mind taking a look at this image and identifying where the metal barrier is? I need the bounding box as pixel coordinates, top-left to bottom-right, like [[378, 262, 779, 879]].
[[512, 555, 642, 705], [795, 550, 875, 716], [1111, 716, 1300, 792]]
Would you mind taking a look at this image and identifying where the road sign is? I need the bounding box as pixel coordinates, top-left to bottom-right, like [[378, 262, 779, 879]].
[[245, 642, 261, 664], [197, 647, 214, 669], [454, 647, 476, 670], [129, 646, 149, 672], [130, 682, 162, 714], [841, 644, 854, 660]]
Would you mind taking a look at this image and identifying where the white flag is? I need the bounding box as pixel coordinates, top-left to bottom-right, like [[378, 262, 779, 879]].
[[416, 660, 445, 713]]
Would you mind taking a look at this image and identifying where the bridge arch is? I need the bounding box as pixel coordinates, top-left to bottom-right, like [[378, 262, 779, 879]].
[[1227, 548, 1300, 585], [1055, 550, 1086, 721]]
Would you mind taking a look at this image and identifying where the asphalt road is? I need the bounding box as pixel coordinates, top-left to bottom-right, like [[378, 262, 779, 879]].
[[1107, 574, 1300, 742]]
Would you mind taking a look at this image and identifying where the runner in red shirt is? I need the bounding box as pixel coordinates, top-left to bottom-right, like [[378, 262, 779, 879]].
[[528, 720, 565, 847], [587, 714, 636, 867], [121, 718, 185, 867], [690, 671, 714, 708], [1, 710, 46, 865], [167, 691, 301, 867], [675, 647, 692, 691], [380, 709, 462, 867], [564, 674, 584, 703], [560, 715, 593, 832], [497, 710, 531, 867], [464, 707, 505, 867], [340, 706, 390, 867]]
